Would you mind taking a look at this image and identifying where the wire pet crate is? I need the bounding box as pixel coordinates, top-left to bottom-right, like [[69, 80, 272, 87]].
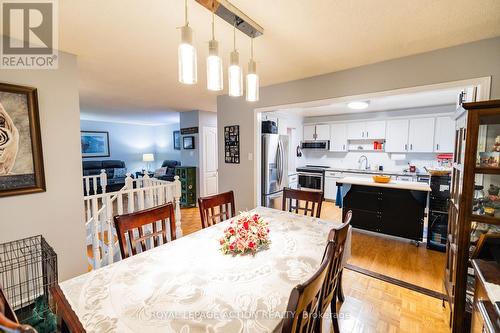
[[0, 235, 58, 331]]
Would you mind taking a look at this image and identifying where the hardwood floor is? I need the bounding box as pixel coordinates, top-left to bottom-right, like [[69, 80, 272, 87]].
[[316, 201, 446, 294], [180, 205, 451, 332], [339, 269, 450, 333]]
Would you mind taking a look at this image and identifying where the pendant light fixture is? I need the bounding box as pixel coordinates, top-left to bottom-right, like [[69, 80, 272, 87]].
[[246, 37, 259, 102], [228, 22, 243, 97], [178, 0, 197, 85], [206, 7, 223, 91]]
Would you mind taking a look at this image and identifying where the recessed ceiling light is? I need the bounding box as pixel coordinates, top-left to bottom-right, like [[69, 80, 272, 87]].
[[348, 101, 370, 110]]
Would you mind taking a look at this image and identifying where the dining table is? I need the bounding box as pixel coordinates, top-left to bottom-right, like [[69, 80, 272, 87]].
[[56, 206, 351, 333]]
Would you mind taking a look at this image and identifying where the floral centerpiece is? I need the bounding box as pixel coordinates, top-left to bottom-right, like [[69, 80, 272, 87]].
[[219, 212, 270, 255]]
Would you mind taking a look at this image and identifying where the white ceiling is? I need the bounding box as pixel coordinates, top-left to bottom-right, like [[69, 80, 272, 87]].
[[280, 87, 462, 117], [54, 0, 500, 116]]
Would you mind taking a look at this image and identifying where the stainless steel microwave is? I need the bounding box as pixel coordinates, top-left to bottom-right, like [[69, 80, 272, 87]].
[[300, 140, 330, 150]]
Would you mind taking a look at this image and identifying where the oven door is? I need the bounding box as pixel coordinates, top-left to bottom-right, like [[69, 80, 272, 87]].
[[298, 173, 323, 191]]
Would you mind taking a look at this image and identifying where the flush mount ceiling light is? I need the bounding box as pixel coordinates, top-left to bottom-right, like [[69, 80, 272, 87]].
[[347, 101, 370, 110], [178, 0, 197, 85]]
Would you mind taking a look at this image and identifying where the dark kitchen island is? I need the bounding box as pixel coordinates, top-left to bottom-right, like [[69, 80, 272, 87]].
[[338, 177, 431, 243]]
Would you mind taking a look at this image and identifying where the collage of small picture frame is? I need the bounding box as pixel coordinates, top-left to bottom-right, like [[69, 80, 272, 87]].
[[224, 125, 240, 164]]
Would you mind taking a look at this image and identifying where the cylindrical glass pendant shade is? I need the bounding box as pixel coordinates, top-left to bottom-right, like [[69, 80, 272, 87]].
[[246, 59, 259, 102], [178, 25, 197, 85], [207, 40, 223, 91], [228, 50, 242, 97]]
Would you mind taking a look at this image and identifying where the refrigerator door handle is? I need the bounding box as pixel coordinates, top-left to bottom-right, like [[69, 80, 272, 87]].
[[279, 140, 285, 188], [276, 140, 282, 187]]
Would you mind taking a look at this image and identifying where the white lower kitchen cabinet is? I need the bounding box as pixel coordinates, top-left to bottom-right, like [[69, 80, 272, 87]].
[[434, 116, 455, 152], [329, 123, 348, 152], [324, 177, 337, 200], [408, 117, 435, 152], [324, 171, 343, 201], [385, 119, 409, 152]]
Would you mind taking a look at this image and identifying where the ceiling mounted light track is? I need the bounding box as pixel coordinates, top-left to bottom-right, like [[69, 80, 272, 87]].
[[195, 0, 264, 38], [178, 0, 263, 100]]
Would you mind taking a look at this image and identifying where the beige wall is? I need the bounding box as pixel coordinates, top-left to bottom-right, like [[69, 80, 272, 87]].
[[217, 37, 500, 210], [0, 51, 87, 281]]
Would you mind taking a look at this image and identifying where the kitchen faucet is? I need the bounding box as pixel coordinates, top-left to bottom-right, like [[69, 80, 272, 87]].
[[358, 155, 369, 170]]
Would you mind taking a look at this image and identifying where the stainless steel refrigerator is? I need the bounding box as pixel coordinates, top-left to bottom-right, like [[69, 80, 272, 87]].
[[262, 134, 289, 208]]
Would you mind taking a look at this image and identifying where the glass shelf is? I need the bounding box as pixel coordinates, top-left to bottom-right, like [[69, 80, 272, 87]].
[[472, 173, 500, 218], [476, 116, 500, 169]]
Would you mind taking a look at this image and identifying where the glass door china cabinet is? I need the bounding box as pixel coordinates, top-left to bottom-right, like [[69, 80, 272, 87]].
[[446, 99, 500, 332]]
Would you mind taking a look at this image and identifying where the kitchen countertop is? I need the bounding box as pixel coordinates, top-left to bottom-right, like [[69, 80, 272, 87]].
[[337, 176, 432, 192], [325, 168, 429, 177]]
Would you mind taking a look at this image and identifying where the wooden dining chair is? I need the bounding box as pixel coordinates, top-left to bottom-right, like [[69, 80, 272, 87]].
[[317, 210, 352, 333], [198, 190, 236, 229], [1, 286, 36, 333], [114, 202, 176, 259], [282, 242, 334, 333], [282, 187, 323, 218]]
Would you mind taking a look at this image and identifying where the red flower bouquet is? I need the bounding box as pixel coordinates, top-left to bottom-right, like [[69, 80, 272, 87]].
[[219, 212, 270, 255]]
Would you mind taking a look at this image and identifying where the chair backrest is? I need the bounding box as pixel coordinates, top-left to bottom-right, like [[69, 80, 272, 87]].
[[198, 191, 236, 229], [282, 242, 334, 333], [114, 202, 176, 259], [0, 286, 17, 324], [319, 210, 352, 316], [282, 187, 323, 218]]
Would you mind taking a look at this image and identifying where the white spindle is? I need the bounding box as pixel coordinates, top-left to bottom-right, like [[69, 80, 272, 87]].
[[138, 190, 145, 211], [125, 173, 133, 189], [105, 194, 114, 265], [91, 197, 101, 269], [84, 177, 90, 196], [173, 175, 182, 238], [99, 169, 107, 194], [117, 192, 123, 215]]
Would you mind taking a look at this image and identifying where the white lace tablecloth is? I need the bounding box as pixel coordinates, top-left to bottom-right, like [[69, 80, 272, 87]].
[[60, 207, 351, 333]]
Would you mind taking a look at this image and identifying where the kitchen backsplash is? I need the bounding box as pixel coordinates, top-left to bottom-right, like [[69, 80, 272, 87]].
[[303, 150, 438, 172]]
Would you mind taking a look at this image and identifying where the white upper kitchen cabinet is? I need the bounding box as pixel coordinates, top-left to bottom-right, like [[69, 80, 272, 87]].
[[365, 121, 386, 139], [347, 121, 386, 140], [408, 118, 435, 152], [315, 124, 330, 140], [434, 116, 455, 152], [303, 124, 329, 140], [329, 123, 348, 152], [303, 124, 316, 140], [347, 122, 365, 140], [385, 119, 409, 152]]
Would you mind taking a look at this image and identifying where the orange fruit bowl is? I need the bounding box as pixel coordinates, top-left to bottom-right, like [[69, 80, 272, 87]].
[[372, 175, 391, 183]]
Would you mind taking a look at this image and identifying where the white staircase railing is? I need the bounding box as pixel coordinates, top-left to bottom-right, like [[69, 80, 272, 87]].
[[83, 169, 107, 196], [83, 173, 182, 270]]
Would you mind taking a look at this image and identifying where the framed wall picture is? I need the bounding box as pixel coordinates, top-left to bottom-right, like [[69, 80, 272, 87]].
[[173, 130, 181, 150], [0, 83, 46, 197], [81, 131, 110, 158], [183, 136, 195, 149], [224, 125, 240, 164]]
